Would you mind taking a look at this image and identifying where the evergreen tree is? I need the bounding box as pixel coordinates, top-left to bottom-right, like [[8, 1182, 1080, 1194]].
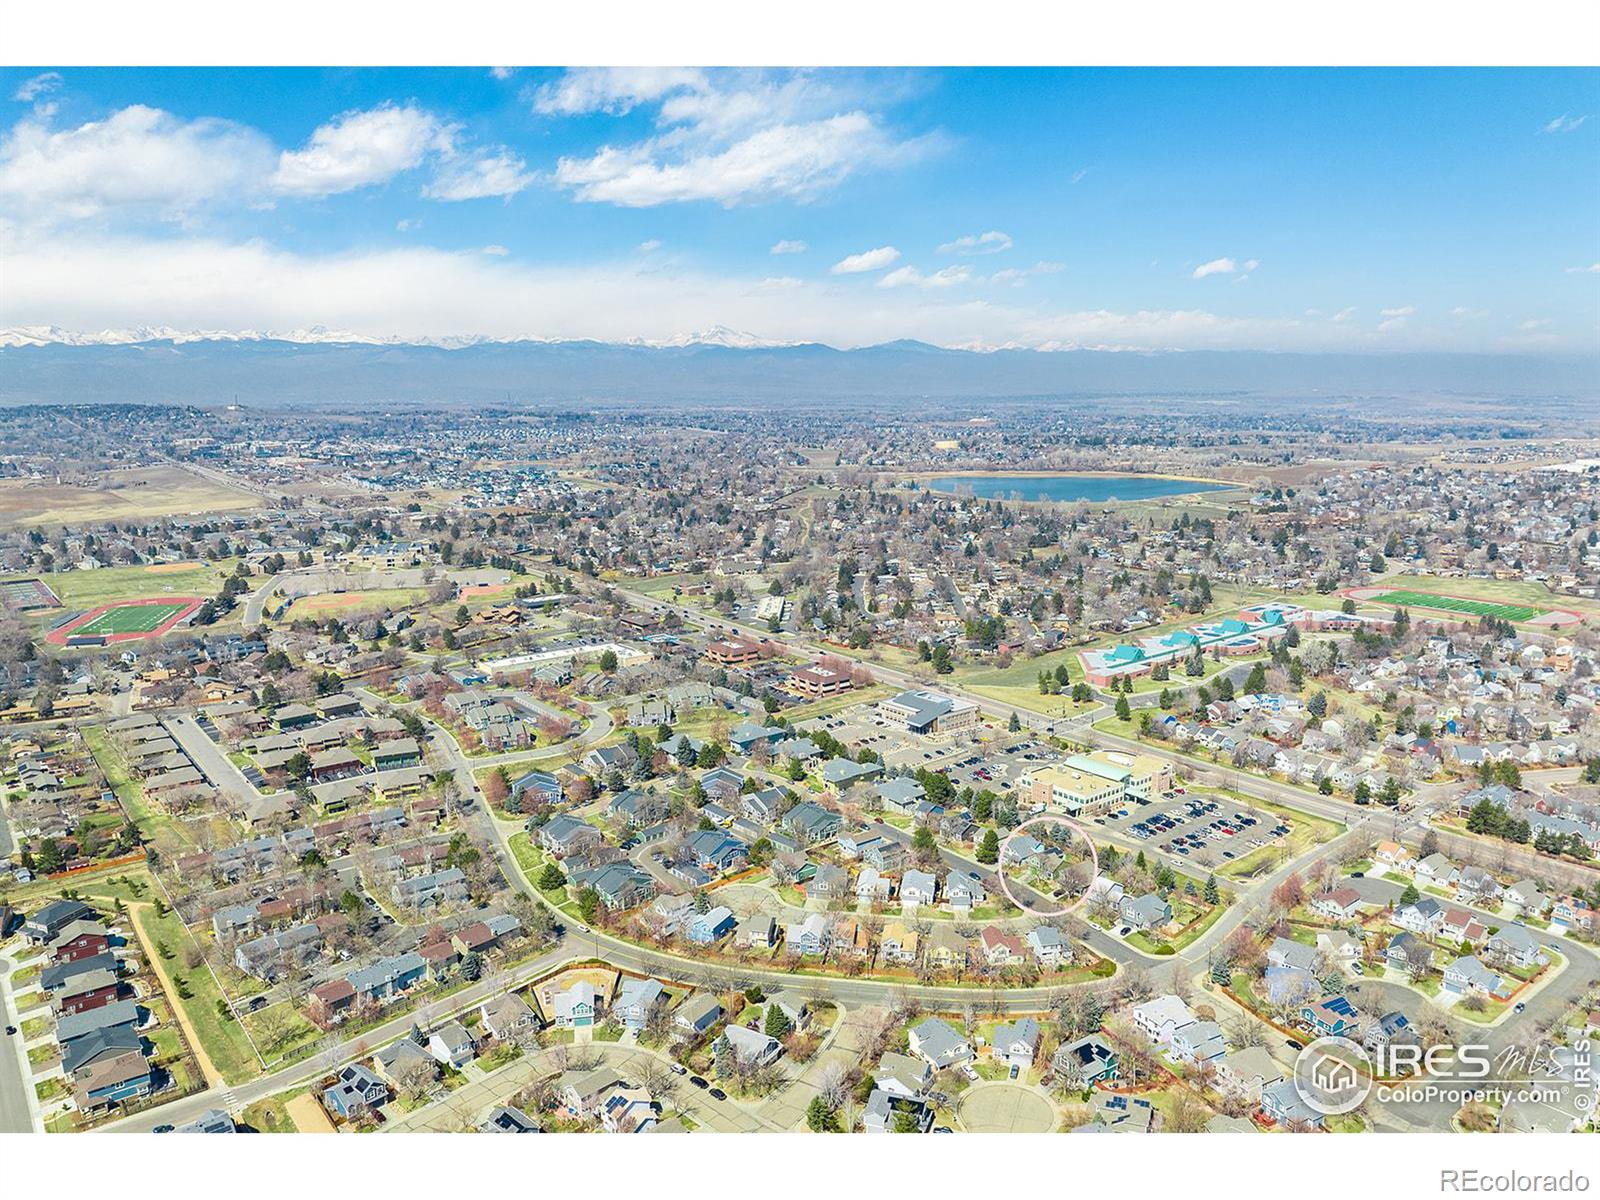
[[976, 828, 1000, 864]]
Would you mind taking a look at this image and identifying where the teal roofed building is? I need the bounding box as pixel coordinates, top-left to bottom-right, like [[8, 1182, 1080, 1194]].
[[1106, 644, 1144, 664], [1065, 754, 1131, 783], [1217, 618, 1250, 636], [1158, 631, 1199, 649]]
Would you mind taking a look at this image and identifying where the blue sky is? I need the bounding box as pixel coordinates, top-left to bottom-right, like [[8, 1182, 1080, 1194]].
[[1, 66, 1596, 351]]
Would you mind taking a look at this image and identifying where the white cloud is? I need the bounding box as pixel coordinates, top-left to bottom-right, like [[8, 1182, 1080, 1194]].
[[480, 245, 509, 256], [1541, 113, 1589, 134], [1192, 257, 1236, 279], [555, 112, 932, 208], [831, 246, 900, 274], [769, 239, 807, 255], [878, 265, 971, 289], [1331, 306, 1357, 322], [1379, 305, 1416, 318], [543, 69, 938, 207], [272, 103, 453, 199], [938, 230, 1012, 256], [422, 148, 533, 201], [989, 261, 1064, 286], [1518, 317, 1551, 331], [532, 68, 706, 117], [1193, 256, 1257, 280], [0, 104, 274, 220], [396, 218, 420, 232], [489, 67, 517, 81], [1566, 262, 1600, 274], [636, 239, 662, 253], [1449, 306, 1487, 320], [1071, 168, 1090, 184], [12, 72, 62, 103], [5, 228, 1555, 355]]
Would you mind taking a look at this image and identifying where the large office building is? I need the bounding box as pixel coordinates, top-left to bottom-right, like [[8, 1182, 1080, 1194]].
[[1021, 750, 1174, 816], [878, 689, 980, 736]]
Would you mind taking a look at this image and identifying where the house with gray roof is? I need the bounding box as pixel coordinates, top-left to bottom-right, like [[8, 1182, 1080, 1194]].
[[908, 1017, 974, 1071], [990, 1017, 1041, 1069], [1120, 892, 1172, 930]]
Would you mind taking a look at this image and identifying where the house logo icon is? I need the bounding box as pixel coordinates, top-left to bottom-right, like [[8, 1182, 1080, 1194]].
[[1293, 1036, 1373, 1116]]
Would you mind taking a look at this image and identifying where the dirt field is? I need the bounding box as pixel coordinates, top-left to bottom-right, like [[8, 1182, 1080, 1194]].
[[281, 587, 429, 620], [0, 465, 262, 528]]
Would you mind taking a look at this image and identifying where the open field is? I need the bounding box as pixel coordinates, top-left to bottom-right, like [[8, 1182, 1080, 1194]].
[[1366, 589, 1542, 622], [131, 900, 265, 1086], [1357, 573, 1595, 623], [0, 465, 262, 529], [280, 587, 429, 620], [32, 560, 227, 612]]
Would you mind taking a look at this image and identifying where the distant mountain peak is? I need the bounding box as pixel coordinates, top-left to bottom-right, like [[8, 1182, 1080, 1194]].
[[0, 324, 802, 352]]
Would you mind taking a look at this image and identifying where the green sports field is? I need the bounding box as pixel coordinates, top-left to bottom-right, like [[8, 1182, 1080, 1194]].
[[75, 601, 189, 635], [1370, 590, 1541, 622]]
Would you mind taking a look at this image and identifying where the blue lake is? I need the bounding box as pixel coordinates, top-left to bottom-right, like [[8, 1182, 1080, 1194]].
[[925, 474, 1232, 503]]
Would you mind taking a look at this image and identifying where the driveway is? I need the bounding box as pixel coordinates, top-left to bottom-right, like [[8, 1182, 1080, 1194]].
[[162, 713, 259, 808]]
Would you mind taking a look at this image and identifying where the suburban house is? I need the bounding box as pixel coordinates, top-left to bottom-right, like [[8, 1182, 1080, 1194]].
[[1311, 887, 1364, 921], [1215, 1046, 1282, 1103], [909, 1018, 975, 1072], [686, 905, 737, 945], [1443, 955, 1511, 999], [323, 1063, 389, 1120], [1393, 897, 1445, 937], [1485, 923, 1547, 969], [718, 1024, 783, 1068], [615, 977, 667, 1031], [480, 993, 539, 1042], [1132, 995, 1195, 1046], [900, 870, 939, 908], [550, 980, 599, 1028], [874, 1051, 934, 1099], [1169, 1020, 1228, 1065], [427, 1022, 477, 1068], [674, 993, 723, 1037], [1052, 1034, 1118, 1085], [1301, 994, 1362, 1037], [862, 1088, 935, 1133], [1120, 893, 1172, 931], [989, 1017, 1042, 1069]]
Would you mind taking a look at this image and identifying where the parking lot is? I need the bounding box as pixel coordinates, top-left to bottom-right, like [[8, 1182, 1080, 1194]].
[[1095, 792, 1293, 870], [800, 710, 996, 772]]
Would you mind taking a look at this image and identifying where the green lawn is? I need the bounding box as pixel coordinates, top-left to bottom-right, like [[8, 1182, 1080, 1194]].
[[1367, 571, 1597, 616], [36, 561, 228, 612], [83, 727, 196, 859], [242, 1001, 325, 1068], [1367, 590, 1540, 623], [132, 903, 263, 1086], [74, 601, 189, 635]]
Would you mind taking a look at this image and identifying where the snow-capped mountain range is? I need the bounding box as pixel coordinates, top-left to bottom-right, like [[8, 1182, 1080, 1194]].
[[0, 324, 802, 351]]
